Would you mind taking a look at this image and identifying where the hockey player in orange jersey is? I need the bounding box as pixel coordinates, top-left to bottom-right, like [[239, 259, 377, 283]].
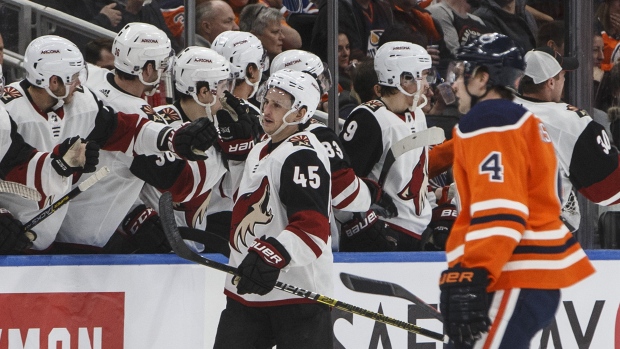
[[438, 33, 595, 348]]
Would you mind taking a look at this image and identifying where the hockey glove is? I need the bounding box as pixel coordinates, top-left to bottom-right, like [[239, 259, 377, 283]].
[[237, 236, 291, 295], [361, 178, 398, 219], [167, 118, 219, 161], [339, 211, 398, 252], [51, 137, 100, 177], [121, 205, 171, 253], [215, 108, 255, 161], [439, 267, 491, 346], [0, 208, 33, 254], [425, 204, 457, 251]]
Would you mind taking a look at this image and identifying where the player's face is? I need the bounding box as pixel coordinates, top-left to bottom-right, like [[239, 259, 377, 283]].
[[452, 75, 472, 114], [260, 87, 298, 141], [55, 72, 82, 104]]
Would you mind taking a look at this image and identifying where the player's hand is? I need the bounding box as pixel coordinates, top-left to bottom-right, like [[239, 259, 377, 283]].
[[121, 205, 171, 253], [236, 236, 290, 295], [168, 118, 218, 161], [361, 178, 398, 219], [340, 211, 398, 252], [51, 136, 100, 177], [0, 208, 33, 254], [439, 266, 491, 346], [425, 203, 457, 251]]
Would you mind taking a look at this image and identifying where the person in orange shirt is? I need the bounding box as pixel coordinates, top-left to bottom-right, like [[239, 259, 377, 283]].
[[439, 33, 594, 348]]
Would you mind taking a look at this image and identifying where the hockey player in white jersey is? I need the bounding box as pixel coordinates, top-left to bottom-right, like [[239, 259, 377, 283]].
[[340, 41, 433, 251], [2, 35, 219, 252], [270, 49, 399, 251], [0, 68, 99, 254], [515, 46, 620, 230], [213, 69, 333, 349], [70, 22, 178, 253], [132, 47, 240, 252]]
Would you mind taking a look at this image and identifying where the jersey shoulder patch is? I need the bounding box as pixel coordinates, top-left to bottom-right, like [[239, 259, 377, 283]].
[[361, 99, 385, 112], [288, 134, 314, 148], [157, 107, 182, 123], [1, 86, 23, 103], [566, 104, 589, 118], [140, 105, 158, 120]]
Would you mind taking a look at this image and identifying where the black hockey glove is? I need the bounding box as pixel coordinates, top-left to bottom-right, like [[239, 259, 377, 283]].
[[121, 205, 171, 253], [167, 118, 219, 161], [236, 236, 291, 295], [0, 208, 33, 254], [439, 267, 491, 346], [339, 211, 398, 252], [424, 204, 457, 251], [215, 108, 255, 161], [222, 91, 262, 136], [51, 136, 100, 177], [361, 178, 398, 219]]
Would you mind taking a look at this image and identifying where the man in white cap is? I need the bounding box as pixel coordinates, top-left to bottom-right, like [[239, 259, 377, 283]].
[[515, 46, 620, 231]]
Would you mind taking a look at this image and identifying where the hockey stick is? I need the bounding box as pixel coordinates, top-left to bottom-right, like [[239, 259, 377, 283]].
[[378, 127, 446, 185], [178, 226, 231, 257], [340, 272, 443, 322], [390, 127, 446, 159], [0, 180, 42, 201], [159, 191, 448, 343], [22, 166, 110, 233]]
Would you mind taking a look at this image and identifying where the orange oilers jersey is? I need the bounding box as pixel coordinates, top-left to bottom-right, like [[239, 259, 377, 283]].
[[447, 99, 594, 292]]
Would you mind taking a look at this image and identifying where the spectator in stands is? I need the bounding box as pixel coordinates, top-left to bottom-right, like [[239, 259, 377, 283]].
[[239, 5, 286, 61], [536, 20, 565, 54], [596, 0, 620, 71], [389, 0, 450, 66], [83, 38, 115, 71], [196, 1, 240, 48], [473, 0, 537, 52], [338, 31, 357, 91], [426, 0, 489, 57], [311, 0, 393, 62]]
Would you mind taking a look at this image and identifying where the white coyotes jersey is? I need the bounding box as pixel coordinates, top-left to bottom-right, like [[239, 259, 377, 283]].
[[141, 104, 229, 237], [0, 106, 73, 249], [1, 81, 101, 249], [343, 101, 432, 237], [225, 131, 333, 305], [58, 72, 152, 246]]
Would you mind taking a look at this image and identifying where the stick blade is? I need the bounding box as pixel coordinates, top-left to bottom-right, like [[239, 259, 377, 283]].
[[340, 272, 397, 296], [159, 191, 204, 264], [391, 127, 446, 158]]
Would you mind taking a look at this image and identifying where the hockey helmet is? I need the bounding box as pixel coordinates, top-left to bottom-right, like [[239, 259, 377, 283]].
[[23, 35, 87, 99], [112, 23, 173, 87], [453, 33, 525, 92], [270, 49, 332, 94]]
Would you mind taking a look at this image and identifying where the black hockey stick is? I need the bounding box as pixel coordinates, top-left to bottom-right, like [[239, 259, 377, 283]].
[[22, 167, 110, 233], [178, 226, 231, 257], [340, 272, 443, 322], [159, 191, 448, 343]]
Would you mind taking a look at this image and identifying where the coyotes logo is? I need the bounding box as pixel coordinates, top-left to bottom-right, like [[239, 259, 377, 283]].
[[175, 189, 212, 229], [230, 177, 272, 252], [288, 134, 313, 148], [398, 150, 428, 216]]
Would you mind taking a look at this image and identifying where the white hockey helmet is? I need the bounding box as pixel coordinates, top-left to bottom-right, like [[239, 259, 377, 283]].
[[23, 35, 87, 99], [258, 69, 321, 132], [270, 49, 331, 94], [112, 22, 173, 86], [174, 46, 232, 112], [212, 31, 267, 97], [374, 41, 431, 98], [212, 31, 268, 80]]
